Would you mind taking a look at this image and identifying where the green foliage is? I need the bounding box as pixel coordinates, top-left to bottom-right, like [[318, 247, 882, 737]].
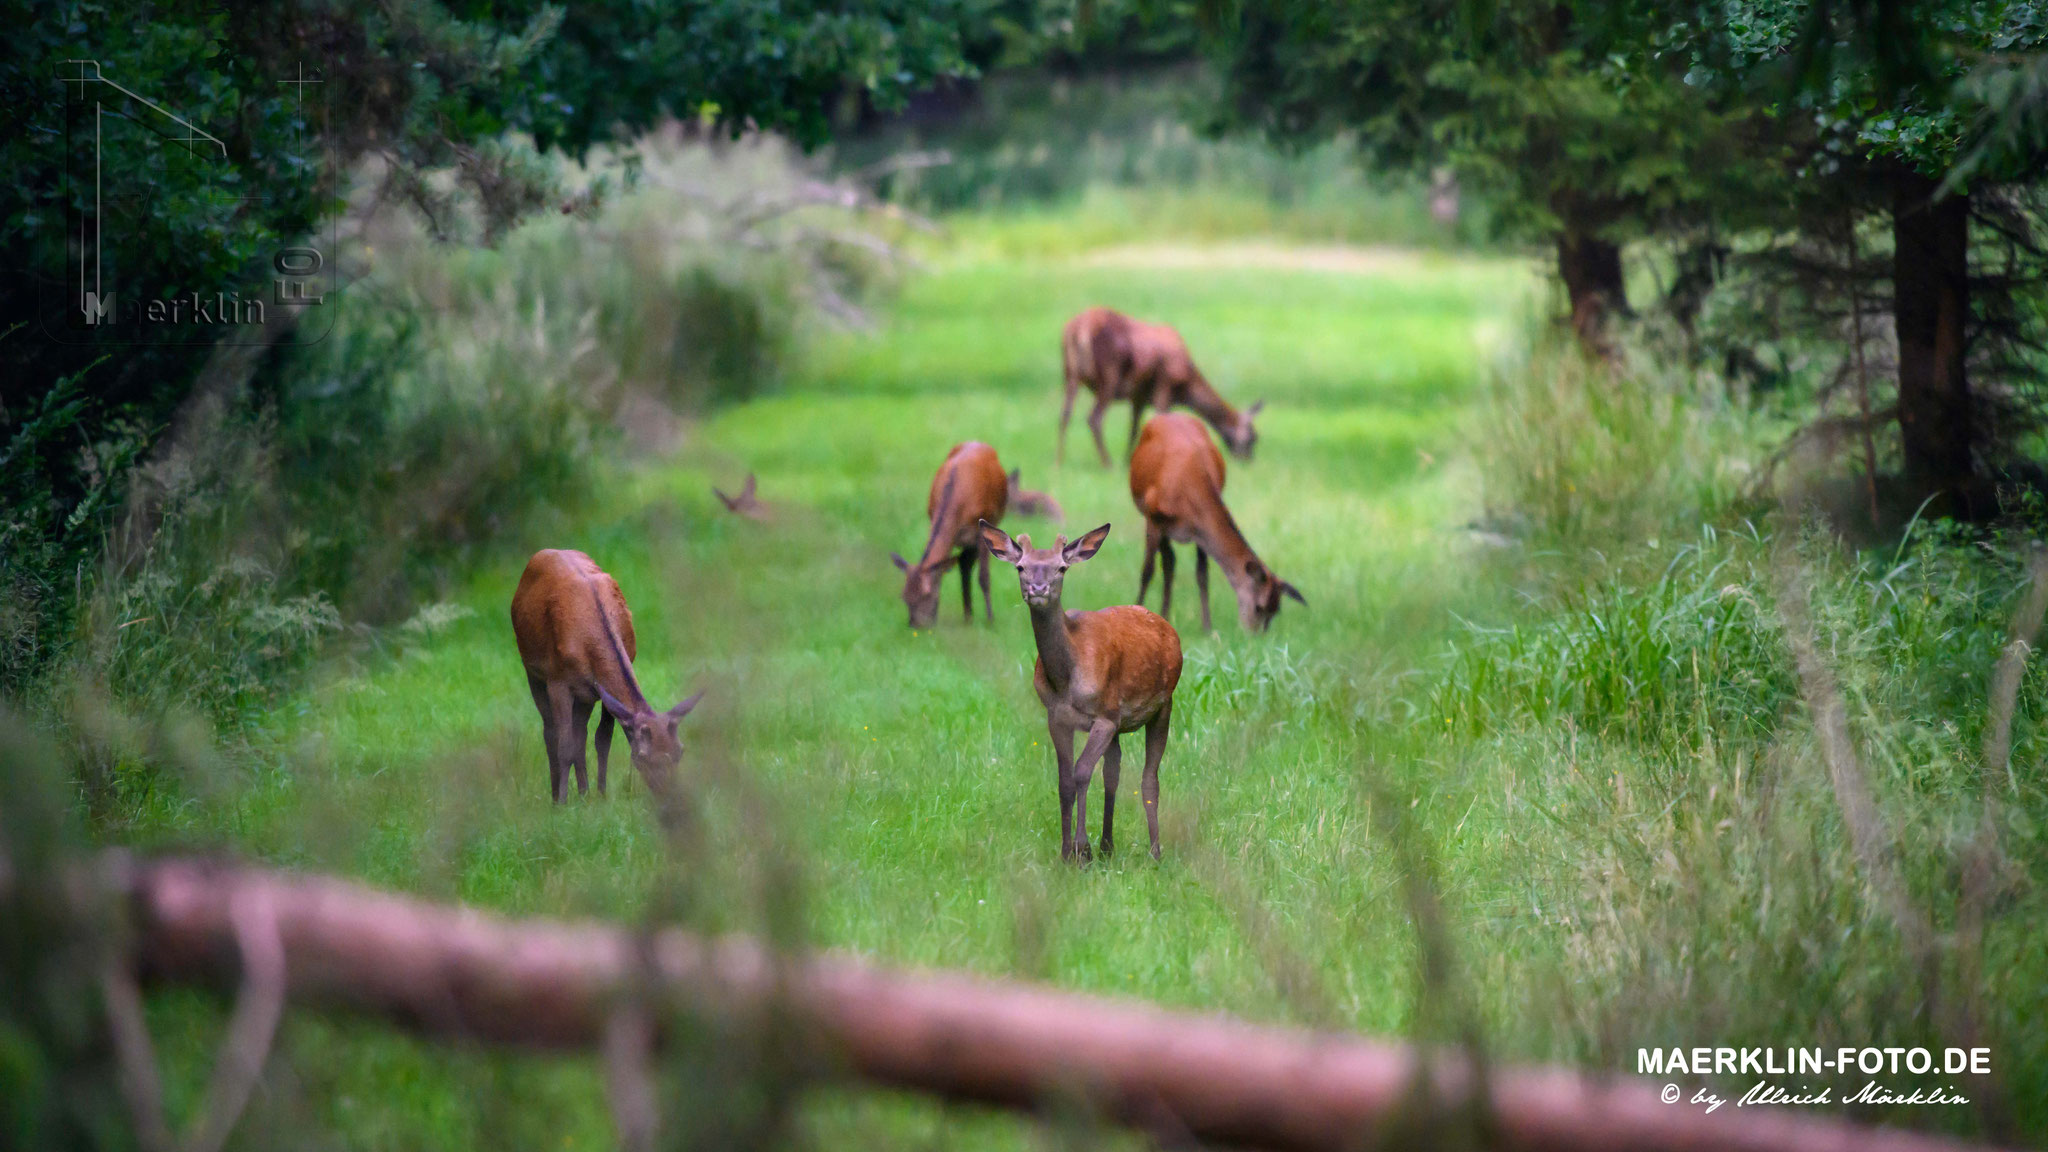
[[1199, 1, 1776, 245], [499, 0, 980, 150], [838, 65, 1460, 246]]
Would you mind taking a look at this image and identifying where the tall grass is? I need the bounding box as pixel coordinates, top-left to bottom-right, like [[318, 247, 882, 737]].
[[1471, 324, 1761, 546], [1434, 318, 2048, 1132]]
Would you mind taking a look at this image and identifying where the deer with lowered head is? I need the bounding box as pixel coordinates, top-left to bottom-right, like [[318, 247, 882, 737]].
[[893, 442, 1009, 627], [511, 550, 703, 802], [1059, 306, 1263, 468], [1006, 467, 1065, 521], [1129, 412, 1304, 633], [979, 519, 1183, 861]]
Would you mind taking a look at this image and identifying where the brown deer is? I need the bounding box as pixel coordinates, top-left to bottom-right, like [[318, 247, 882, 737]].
[[1129, 413, 1304, 633], [892, 442, 1009, 627], [1006, 467, 1065, 522], [979, 519, 1182, 861], [510, 549, 703, 802], [1059, 306, 1263, 468], [712, 473, 771, 521]]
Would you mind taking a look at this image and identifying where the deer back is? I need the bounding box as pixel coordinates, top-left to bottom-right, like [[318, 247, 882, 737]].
[[1129, 413, 1227, 522], [1064, 308, 1139, 399], [1057, 605, 1184, 715], [511, 549, 643, 705], [923, 442, 1010, 563]]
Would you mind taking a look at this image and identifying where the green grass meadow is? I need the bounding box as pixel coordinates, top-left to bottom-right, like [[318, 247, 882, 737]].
[[118, 236, 1549, 1144]]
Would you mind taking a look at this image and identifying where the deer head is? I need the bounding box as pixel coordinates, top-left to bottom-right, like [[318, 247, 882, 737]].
[[594, 685, 705, 786], [1225, 399, 1265, 460], [1238, 557, 1305, 631], [980, 520, 1110, 607], [891, 551, 948, 627]]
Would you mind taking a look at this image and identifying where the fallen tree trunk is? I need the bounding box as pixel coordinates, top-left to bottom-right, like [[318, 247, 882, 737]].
[[121, 855, 1997, 1152]]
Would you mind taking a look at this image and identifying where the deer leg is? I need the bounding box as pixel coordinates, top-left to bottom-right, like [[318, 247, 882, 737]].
[[528, 674, 560, 803], [1099, 734, 1123, 858], [1086, 396, 1113, 469], [957, 547, 976, 622], [1158, 540, 1177, 621], [594, 709, 615, 796], [1142, 703, 1171, 860], [978, 543, 994, 622], [1048, 714, 1077, 860], [1138, 520, 1163, 606], [545, 681, 577, 804], [1126, 396, 1147, 462], [1069, 719, 1118, 864], [1058, 376, 1080, 467], [1195, 546, 1213, 632], [569, 698, 594, 797]]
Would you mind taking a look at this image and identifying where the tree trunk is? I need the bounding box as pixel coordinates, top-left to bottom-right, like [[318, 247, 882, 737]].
[[1557, 232, 1627, 353], [1892, 170, 1977, 514]]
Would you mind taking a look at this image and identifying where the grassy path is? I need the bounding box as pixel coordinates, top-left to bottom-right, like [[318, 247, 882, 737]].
[[143, 240, 1531, 1146]]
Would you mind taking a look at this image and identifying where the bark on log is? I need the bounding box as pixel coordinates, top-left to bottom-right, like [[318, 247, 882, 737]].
[[122, 856, 2000, 1152]]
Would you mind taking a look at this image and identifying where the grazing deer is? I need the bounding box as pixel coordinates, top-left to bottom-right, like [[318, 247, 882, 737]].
[[1006, 468, 1065, 521], [712, 473, 771, 521], [979, 520, 1182, 861], [510, 549, 703, 802], [893, 442, 1009, 627], [1129, 413, 1304, 633], [1059, 307, 1263, 468]]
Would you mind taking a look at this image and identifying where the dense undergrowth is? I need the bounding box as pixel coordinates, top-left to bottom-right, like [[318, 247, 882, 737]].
[[1424, 334, 2048, 1137]]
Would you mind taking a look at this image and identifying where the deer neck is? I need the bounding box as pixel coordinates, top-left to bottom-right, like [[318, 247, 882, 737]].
[[1027, 597, 1080, 694], [1183, 375, 1242, 442], [586, 581, 649, 711], [1185, 491, 1264, 614], [918, 493, 963, 569]]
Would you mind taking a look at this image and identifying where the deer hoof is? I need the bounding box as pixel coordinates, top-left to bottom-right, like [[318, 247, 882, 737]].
[[1069, 841, 1093, 864], [1097, 836, 1115, 858], [1149, 843, 1162, 861]]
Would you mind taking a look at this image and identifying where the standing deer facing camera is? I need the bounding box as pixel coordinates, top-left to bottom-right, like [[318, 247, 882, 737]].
[[1060, 307, 1264, 468], [1129, 413, 1304, 632], [511, 549, 703, 802], [980, 520, 1183, 861], [894, 442, 1009, 627]]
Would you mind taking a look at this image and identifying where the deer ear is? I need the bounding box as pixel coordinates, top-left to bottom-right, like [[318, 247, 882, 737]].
[[979, 520, 1023, 564], [714, 487, 736, 510], [1064, 523, 1111, 563], [741, 474, 756, 499], [666, 690, 704, 724], [1007, 468, 1021, 489], [891, 551, 911, 572], [1281, 581, 1306, 606], [1246, 399, 1265, 419], [595, 683, 636, 726]]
